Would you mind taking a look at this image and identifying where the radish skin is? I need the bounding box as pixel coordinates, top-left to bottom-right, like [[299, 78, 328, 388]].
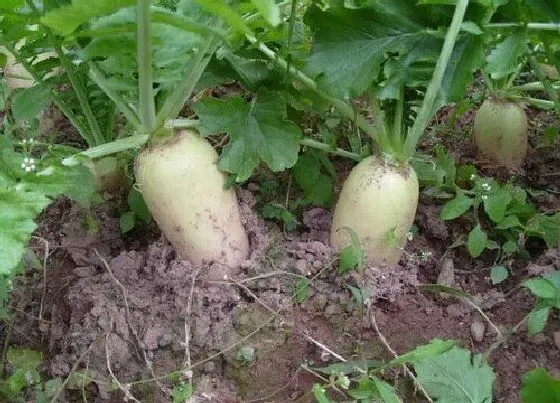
[[330, 156, 419, 267], [473, 99, 528, 169], [134, 130, 249, 268]]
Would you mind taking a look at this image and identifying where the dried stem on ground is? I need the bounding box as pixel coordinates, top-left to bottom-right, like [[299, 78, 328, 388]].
[[369, 309, 434, 403], [50, 342, 95, 403]]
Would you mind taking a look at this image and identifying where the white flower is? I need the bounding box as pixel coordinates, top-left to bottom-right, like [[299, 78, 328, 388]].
[[482, 195, 488, 200], [481, 183, 491, 191], [21, 157, 36, 172], [470, 174, 476, 180], [338, 374, 350, 389], [407, 231, 414, 241]]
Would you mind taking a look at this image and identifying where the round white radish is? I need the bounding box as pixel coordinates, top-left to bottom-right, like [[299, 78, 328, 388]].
[[134, 130, 249, 268], [473, 99, 528, 169], [330, 156, 418, 267]]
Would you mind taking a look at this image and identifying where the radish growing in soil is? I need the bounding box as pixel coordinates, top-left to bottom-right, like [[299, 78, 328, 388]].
[[473, 98, 528, 169], [135, 130, 249, 267]]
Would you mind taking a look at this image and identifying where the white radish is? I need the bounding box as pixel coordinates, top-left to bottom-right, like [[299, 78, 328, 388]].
[[473, 99, 528, 169], [134, 130, 249, 268], [330, 156, 418, 267]]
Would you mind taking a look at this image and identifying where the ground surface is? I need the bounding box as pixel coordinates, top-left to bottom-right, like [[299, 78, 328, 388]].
[[3, 106, 560, 402]]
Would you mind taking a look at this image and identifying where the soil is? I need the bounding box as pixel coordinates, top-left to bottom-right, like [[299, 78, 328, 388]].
[[3, 106, 560, 402]]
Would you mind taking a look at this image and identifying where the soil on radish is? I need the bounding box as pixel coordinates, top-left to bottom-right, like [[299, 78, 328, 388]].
[[3, 106, 560, 402]]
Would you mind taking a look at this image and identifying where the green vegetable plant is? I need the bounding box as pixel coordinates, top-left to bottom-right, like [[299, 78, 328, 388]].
[[522, 271, 560, 335]]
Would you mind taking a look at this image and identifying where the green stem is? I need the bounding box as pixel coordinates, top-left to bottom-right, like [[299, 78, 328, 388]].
[[506, 95, 556, 110], [299, 138, 362, 161], [167, 118, 202, 130], [62, 135, 150, 166], [155, 38, 217, 130], [137, 0, 156, 133], [528, 55, 560, 115], [1, 41, 94, 146], [507, 82, 560, 92], [393, 85, 404, 153], [403, 0, 468, 158], [246, 34, 380, 143], [87, 62, 142, 131], [484, 22, 560, 31], [104, 102, 117, 142]]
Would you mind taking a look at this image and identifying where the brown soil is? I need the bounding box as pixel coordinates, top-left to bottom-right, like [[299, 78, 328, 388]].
[[3, 106, 560, 402]]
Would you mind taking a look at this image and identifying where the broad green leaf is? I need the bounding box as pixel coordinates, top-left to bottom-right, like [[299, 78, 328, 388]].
[[483, 187, 512, 223], [486, 29, 528, 80], [192, 0, 250, 34], [388, 339, 456, 367], [261, 204, 298, 231], [501, 240, 519, 253], [372, 377, 401, 403], [525, 213, 560, 248], [348, 377, 377, 399], [119, 211, 136, 234], [304, 3, 442, 98], [338, 227, 364, 275], [521, 368, 560, 403], [171, 382, 193, 403], [414, 346, 494, 403], [250, 0, 280, 26], [41, 0, 136, 35], [467, 224, 487, 257], [490, 266, 509, 285], [194, 92, 302, 181], [496, 215, 522, 230], [12, 85, 52, 121], [128, 187, 151, 223], [293, 152, 332, 206], [526, 306, 550, 335], [312, 384, 332, 403], [0, 189, 50, 275], [523, 278, 558, 300], [440, 191, 473, 220]]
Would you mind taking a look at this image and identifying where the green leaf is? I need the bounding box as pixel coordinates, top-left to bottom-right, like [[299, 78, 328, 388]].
[[0, 189, 50, 275], [483, 187, 512, 223], [496, 215, 522, 230], [0, 0, 24, 9], [467, 224, 487, 257], [119, 211, 136, 234], [526, 306, 550, 335], [347, 285, 371, 307], [293, 152, 332, 206], [12, 86, 52, 121], [338, 227, 364, 275], [304, 3, 443, 98], [501, 240, 519, 254], [313, 360, 380, 375], [490, 266, 509, 285], [486, 29, 528, 80], [250, 0, 280, 26], [194, 92, 302, 181], [372, 377, 401, 403], [171, 382, 193, 403], [0, 348, 43, 397], [523, 278, 558, 300], [312, 384, 332, 403], [41, 0, 136, 35], [348, 377, 377, 399], [128, 187, 151, 223], [440, 191, 473, 220], [388, 339, 456, 367], [192, 0, 250, 34], [414, 346, 494, 403], [525, 213, 560, 248], [294, 278, 311, 304], [521, 368, 560, 403]]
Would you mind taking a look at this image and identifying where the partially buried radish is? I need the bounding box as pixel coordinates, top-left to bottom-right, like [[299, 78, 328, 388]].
[[134, 130, 249, 268], [330, 156, 419, 267], [473, 98, 528, 169]]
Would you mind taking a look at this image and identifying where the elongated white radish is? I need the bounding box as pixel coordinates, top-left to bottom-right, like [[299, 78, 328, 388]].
[[134, 130, 249, 268], [330, 156, 419, 267], [473, 99, 528, 169]]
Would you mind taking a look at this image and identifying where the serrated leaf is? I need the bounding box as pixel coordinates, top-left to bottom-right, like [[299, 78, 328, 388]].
[[294, 278, 311, 303], [193, 0, 249, 34], [523, 278, 558, 300], [526, 306, 550, 335], [194, 91, 301, 181], [414, 346, 494, 403], [0, 189, 50, 275], [119, 211, 135, 234], [440, 191, 473, 220], [312, 384, 331, 403], [250, 0, 280, 26], [483, 187, 512, 223], [525, 213, 560, 248], [486, 29, 528, 80], [490, 266, 509, 285], [293, 152, 332, 206], [12, 85, 52, 120], [304, 3, 442, 98], [521, 368, 560, 403], [41, 0, 136, 35], [372, 377, 401, 403], [496, 215, 522, 230], [171, 382, 193, 403], [467, 224, 487, 257]]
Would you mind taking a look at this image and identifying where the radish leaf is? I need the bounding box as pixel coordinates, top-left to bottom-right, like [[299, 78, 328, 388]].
[[486, 29, 528, 80], [194, 91, 302, 181], [521, 368, 560, 403]]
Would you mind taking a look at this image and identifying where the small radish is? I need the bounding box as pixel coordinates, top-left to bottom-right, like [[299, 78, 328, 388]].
[[473, 98, 528, 169], [134, 130, 249, 268], [330, 156, 418, 267]]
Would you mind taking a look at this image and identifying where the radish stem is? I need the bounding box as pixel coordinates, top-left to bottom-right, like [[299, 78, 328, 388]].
[[137, 0, 157, 133]]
